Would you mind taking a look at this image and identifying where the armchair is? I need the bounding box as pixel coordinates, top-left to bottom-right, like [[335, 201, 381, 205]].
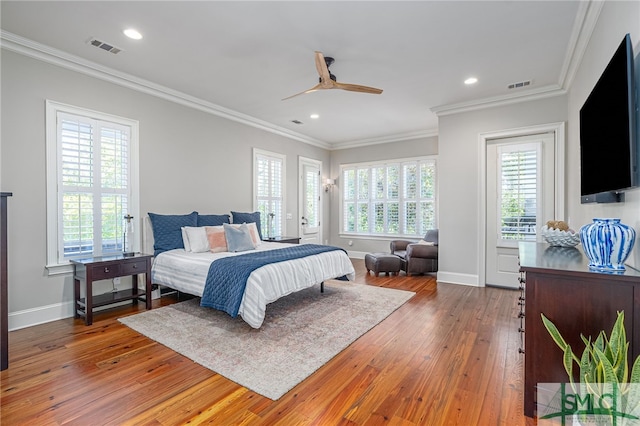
[[390, 229, 438, 276]]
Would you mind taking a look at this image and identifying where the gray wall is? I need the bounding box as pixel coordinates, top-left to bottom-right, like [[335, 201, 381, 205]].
[[2, 0, 639, 328], [1, 49, 330, 328], [327, 136, 438, 254], [437, 96, 568, 285], [435, 0, 640, 286]]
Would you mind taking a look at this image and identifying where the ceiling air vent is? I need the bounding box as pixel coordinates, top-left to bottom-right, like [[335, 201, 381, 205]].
[[291, 119, 304, 125], [507, 80, 532, 90], [87, 38, 122, 54]]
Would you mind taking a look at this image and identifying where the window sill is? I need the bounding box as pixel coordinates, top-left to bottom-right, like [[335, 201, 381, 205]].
[[45, 263, 74, 276], [339, 233, 423, 241]]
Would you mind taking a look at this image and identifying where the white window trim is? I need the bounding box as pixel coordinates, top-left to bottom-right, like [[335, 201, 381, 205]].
[[45, 100, 140, 275], [339, 155, 437, 239], [252, 148, 286, 236]]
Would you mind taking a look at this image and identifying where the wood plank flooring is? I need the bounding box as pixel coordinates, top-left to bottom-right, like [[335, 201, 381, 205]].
[[1, 260, 536, 425]]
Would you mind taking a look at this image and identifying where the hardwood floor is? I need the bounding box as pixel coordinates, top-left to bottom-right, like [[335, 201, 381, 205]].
[[1, 260, 536, 425]]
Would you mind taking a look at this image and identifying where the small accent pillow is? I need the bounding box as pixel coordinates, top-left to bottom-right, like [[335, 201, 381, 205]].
[[416, 240, 435, 246], [197, 214, 230, 227], [182, 226, 210, 253], [205, 226, 228, 253], [245, 222, 262, 247], [231, 211, 262, 239], [224, 223, 256, 252], [148, 211, 198, 256]]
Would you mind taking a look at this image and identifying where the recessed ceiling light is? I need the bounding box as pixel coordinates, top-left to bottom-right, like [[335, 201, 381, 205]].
[[123, 29, 143, 40], [310, 114, 319, 119], [464, 77, 478, 85]]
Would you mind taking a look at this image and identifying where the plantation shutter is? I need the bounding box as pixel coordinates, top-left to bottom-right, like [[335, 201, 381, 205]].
[[58, 112, 130, 260], [255, 151, 283, 237], [498, 144, 540, 241], [341, 158, 435, 237]]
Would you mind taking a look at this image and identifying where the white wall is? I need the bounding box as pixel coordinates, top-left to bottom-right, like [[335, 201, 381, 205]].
[[566, 0, 640, 268], [0, 49, 330, 329], [328, 136, 438, 255]]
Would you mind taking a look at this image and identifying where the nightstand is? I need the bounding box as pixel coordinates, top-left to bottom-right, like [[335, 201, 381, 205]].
[[262, 236, 301, 244], [71, 253, 153, 325]]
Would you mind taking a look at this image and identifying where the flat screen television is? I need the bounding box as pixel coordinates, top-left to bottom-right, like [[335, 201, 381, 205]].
[[580, 33, 638, 204]]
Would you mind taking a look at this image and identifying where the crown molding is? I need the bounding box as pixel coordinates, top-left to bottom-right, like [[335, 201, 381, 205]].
[[329, 129, 438, 150], [2, 0, 601, 149], [431, 0, 600, 118], [0, 30, 331, 150], [431, 84, 567, 117], [557, 0, 604, 90]]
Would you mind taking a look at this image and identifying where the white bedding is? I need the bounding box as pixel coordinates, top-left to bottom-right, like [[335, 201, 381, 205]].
[[151, 242, 356, 328]]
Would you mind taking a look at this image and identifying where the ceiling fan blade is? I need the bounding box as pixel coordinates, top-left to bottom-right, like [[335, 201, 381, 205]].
[[281, 83, 323, 101], [333, 82, 383, 95], [314, 51, 332, 87]]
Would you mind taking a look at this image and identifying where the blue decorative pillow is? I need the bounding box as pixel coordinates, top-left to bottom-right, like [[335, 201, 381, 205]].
[[223, 223, 255, 252], [197, 214, 230, 226], [148, 211, 198, 256], [231, 211, 262, 239]]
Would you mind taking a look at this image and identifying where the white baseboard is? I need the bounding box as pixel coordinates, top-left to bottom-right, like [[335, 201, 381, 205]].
[[8, 297, 137, 331], [436, 271, 482, 287], [9, 301, 75, 331], [346, 250, 368, 259]]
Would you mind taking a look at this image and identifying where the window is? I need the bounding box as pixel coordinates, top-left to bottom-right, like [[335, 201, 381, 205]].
[[498, 143, 540, 241], [253, 149, 285, 238], [46, 101, 139, 274], [342, 157, 436, 237]]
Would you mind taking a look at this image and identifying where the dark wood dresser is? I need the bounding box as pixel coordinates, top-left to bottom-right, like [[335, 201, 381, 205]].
[[1, 192, 12, 371], [518, 242, 640, 418]]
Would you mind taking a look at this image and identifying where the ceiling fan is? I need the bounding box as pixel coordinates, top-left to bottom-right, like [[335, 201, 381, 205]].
[[282, 51, 383, 100]]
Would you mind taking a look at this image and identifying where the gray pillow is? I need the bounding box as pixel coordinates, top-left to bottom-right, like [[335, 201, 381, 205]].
[[223, 223, 255, 252]]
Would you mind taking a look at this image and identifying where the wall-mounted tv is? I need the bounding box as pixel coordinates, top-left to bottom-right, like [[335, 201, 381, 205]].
[[580, 33, 638, 204]]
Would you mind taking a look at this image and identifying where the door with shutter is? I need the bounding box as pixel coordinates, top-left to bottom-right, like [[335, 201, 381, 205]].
[[299, 157, 321, 244], [485, 133, 555, 288]]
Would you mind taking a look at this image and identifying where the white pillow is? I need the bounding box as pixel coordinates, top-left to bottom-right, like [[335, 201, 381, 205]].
[[182, 226, 210, 253], [245, 222, 262, 246], [416, 240, 435, 246], [181, 227, 191, 252]]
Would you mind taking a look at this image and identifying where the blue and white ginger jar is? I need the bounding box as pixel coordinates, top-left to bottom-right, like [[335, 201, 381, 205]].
[[579, 218, 636, 272]]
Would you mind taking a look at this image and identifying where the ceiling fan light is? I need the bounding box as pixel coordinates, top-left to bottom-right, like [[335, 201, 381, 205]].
[[464, 77, 478, 85], [310, 114, 319, 119]]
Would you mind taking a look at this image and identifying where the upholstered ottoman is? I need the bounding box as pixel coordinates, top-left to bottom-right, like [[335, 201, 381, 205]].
[[365, 253, 403, 276]]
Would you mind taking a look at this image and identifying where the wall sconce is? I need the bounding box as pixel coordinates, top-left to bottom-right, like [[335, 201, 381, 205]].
[[324, 178, 335, 192]]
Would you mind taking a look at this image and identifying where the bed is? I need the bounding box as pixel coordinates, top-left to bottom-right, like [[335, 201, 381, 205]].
[[143, 213, 355, 328]]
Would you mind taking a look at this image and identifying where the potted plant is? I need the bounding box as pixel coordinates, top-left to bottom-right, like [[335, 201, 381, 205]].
[[541, 311, 640, 424]]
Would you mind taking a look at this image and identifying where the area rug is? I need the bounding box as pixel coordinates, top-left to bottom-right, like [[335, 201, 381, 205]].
[[119, 280, 414, 400]]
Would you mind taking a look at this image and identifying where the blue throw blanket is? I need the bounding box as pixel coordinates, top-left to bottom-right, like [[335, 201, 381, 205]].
[[200, 244, 345, 317]]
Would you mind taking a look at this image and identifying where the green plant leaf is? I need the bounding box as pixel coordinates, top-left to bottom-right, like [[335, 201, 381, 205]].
[[542, 313, 580, 364], [631, 355, 640, 384], [623, 356, 640, 424], [594, 331, 605, 356], [594, 346, 619, 385], [610, 311, 625, 351], [563, 343, 574, 386]]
